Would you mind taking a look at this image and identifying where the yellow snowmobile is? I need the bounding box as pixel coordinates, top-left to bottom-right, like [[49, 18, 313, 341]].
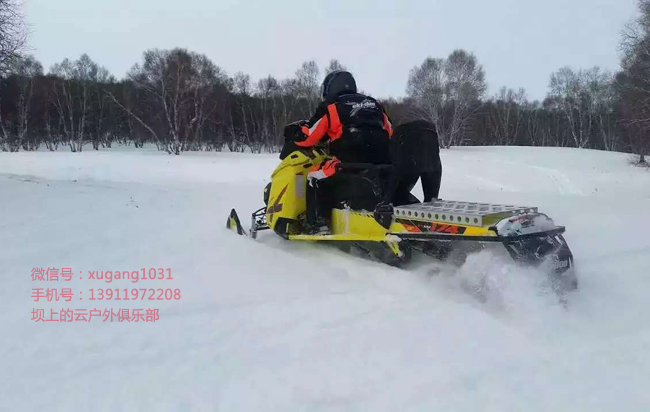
[[227, 146, 577, 291]]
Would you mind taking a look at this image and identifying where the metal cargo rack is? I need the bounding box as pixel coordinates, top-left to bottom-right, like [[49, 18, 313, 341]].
[[394, 200, 538, 227]]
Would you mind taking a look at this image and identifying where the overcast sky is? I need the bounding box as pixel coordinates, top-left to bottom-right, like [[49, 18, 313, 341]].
[[24, 0, 638, 102]]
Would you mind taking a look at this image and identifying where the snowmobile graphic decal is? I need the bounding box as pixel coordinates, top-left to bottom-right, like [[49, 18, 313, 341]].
[[395, 219, 467, 235], [267, 184, 288, 223]]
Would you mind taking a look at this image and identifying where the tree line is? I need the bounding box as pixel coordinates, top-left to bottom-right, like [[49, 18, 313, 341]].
[[0, 0, 648, 163]]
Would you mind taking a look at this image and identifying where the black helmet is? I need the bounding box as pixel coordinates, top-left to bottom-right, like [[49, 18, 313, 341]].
[[321, 70, 357, 102]]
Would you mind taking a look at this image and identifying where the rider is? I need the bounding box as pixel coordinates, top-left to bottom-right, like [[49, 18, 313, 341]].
[[290, 70, 394, 234]]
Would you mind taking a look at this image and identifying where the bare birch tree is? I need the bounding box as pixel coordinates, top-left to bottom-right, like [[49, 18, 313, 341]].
[[182, 54, 226, 150], [617, 0, 650, 162], [406, 50, 486, 148], [0, 55, 41, 151], [325, 59, 346, 74], [0, 0, 27, 74], [549, 66, 617, 149], [488, 87, 526, 145], [0, 0, 27, 150], [295, 60, 320, 116], [49, 54, 100, 152]]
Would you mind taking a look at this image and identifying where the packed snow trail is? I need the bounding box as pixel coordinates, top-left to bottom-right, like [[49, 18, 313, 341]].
[[1, 146, 650, 411]]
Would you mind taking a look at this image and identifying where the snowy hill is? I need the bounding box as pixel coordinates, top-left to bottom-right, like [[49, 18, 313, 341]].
[[2, 146, 650, 411]]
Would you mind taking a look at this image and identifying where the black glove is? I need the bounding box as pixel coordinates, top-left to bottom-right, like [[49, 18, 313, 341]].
[[280, 120, 309, 160], [283, 120, 307, 140]]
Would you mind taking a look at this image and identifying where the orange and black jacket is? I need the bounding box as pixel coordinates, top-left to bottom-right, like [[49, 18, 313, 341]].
[[295, 93, 394, 164]]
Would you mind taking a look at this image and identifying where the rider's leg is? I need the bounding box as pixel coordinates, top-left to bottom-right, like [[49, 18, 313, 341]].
[[306, 179, 332, 234], [421, 155, 442, 202], [390, 172, 420, 206], [420, 171, 441, 202], [305, 158, 340, 235]]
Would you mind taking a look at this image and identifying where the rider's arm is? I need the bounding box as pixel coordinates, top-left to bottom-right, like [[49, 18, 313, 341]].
[[295, 103, 330, 147]]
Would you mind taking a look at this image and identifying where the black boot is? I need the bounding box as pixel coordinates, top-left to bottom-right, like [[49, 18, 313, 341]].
[[307, 217, 331, 235], [306, 180, 331, 235]]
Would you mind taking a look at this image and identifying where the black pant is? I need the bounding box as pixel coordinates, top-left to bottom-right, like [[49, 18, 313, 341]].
[[388, 119, 442, 205], [306, 172, 384, 226], [390, 170, 441, 206], [306, 178, 334, 226]]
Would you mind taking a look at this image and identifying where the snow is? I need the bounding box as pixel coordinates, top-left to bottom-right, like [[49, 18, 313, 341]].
[[1, 145, 650, 411]]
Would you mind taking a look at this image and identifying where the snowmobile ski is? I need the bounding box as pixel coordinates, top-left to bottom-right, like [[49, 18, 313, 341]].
[[226, 209, 246, 236]]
